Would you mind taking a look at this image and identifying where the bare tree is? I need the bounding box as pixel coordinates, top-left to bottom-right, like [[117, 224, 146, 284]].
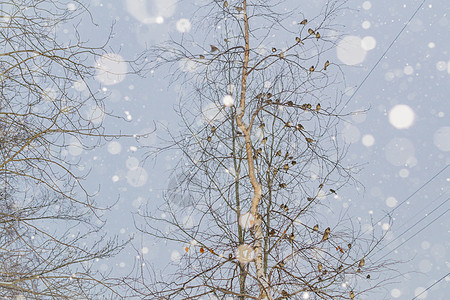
[[0, 0, 145, 298], [131, 0, 395, 299]]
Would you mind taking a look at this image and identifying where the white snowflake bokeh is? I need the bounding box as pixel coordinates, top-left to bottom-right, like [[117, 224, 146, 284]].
[[64, 0, 450, 298]]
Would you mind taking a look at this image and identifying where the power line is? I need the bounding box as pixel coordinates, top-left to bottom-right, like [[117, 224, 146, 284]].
[[338, 0, 443, 237], [386, 192, 448, 233], [374, 163, 449, 227], [363, 166, 449, 267], [339, 0, 441, 228], [373, 196, 449, 258], [375, 207, 449, 263], [336, 1, 450, 298], [356, 163, 450, 238], [340, 0, 426, 112], [411, 272, 449, 300]]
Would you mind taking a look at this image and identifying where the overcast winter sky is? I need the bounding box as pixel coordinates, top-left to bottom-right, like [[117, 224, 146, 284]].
[[66, 1, 449, 299]]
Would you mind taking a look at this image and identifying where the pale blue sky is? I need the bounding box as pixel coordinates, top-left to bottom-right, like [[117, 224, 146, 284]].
[[69, 1, 449, 298]]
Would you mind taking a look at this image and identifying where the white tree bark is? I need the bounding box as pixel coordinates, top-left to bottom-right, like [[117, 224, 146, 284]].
[[235, 1, 272, 298]]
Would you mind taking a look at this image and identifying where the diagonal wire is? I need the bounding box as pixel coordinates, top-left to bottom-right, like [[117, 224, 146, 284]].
[[364, 164, 449, 261], [334, 1, 450, 297], [340, 0, 427, 113], [375, 206, 449, 263], [374, 163, 449, 227], [411, 272, 449, 300], [373, 195, 449, 254], [340, 0, 437, 228]]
